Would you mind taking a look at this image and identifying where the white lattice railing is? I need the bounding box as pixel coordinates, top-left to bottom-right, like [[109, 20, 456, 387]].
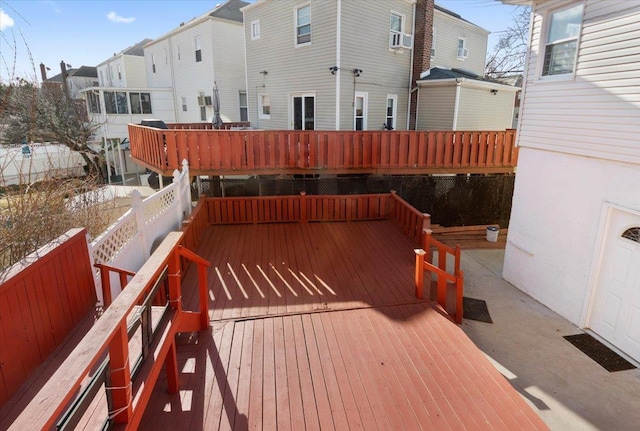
[[90, 160, 192, 304]]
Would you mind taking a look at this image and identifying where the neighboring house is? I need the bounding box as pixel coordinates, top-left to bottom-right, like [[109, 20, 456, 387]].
[[144, 0, 248, 124], [44, 66, 98, 100], [415, 6, 517, 131], [431, 4, 488, 76], [97, 39, 152, 88], [242, 0, 417, 130], [502, 0, 640, 364], [416, 67, 518, 130]]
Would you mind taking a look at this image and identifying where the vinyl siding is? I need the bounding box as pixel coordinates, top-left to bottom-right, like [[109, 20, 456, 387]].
[[518, 0, 640, 163], [244, 0, 412, 130], [244, 0, 337, 130], [457, 86, 516, 130], [145, 39, 173, 88], [339, 1, 412, 130], [416, 85, 456, 130], [122, 56, 148, 88], [212, 19, 247, 123], [431, 10, 488, 76]]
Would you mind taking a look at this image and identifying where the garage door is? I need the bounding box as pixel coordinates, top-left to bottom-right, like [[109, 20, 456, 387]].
[[589, 208, 640, 363]]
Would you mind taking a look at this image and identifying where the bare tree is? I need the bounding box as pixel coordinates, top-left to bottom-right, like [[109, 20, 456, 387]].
[[485, 7, 531, 80]]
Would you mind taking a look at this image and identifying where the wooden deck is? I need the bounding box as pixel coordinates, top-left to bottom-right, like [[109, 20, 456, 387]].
[[138, 221, 546, 430]]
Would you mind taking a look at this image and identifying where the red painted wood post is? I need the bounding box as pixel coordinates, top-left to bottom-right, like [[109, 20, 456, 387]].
[[456, 270, 464, 324], [109, 323, 132, 424], [198, 262, 209, 330], [119, 272, 129, 290], [454, 244, 461, 276], [390, 190, 397, 221], [439, 246, 447, 273], [300, 191, 307, 223], [168, 248, 182, 312], [422, 229, 433, 264], [414, 249, 426, 299], [422, 213, 431, 231], [99, 268, 113, 307], [165, 340, 179, 394], [437, 274, 447, 311]]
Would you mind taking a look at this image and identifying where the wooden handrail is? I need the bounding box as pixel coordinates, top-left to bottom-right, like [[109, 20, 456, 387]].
[[94, 263, 137, 307], [10, 231, 212, 430]]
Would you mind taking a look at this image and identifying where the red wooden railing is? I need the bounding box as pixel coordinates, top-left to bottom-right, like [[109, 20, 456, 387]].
[[414, 228, 464, 324], [9, 232, 211, 430], [94, 263, 136, 307], [166, 122, 251, 130], [128, 125, 518, 176], [203, 192, 429, 247], [0, 228, 96, 408]]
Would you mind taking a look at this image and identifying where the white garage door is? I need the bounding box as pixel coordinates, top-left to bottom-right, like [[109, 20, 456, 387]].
[[589, 208, 640, 363]]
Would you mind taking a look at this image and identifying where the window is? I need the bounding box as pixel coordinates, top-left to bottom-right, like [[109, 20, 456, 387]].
[[99, 70, 104, 86], [198, 91, 206, 121], [259, 94, 271, 119], [457, 38, 468, 59], [104, 91, 129, 114], [195, 37, 202, 62], [385, 95, 397, 130], [152, 54, 156, 73], [354, 92, 368, 131], [389, 12, 404, 47], [239, 91, 248, 121], [542, 4, 583, 76], [181, 96, 188, 112], [431, 28, 436, 58], [622, 227, 640, 243], [296, 5, 311, 45], [251, 20, 260, 40], [130, 92, 152, 114], [117, 64, 122, 80], [87, 92, 101, 114], [292, 94, 314, 130], [177, 45, 181, 60]]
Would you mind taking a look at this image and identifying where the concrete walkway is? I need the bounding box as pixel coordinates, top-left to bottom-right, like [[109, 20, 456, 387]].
[[461, 250, 640, 431]]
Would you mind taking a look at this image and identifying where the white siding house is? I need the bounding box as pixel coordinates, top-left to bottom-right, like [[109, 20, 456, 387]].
[[242, 0, 414, 131], [97, 39, 151, 88], [144, 0, 248, 124], [503, 0, 640, 364]]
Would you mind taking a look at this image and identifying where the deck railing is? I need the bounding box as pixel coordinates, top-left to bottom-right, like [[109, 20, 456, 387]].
[[0, 229, 96, 408], [414, 229, 464, 323], [128, 125, 518, 176], [9, 232, 211, 431], [166, 122, 251, 130]]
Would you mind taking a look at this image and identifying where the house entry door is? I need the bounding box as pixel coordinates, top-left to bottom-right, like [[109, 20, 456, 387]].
[[292, 94, 315, 130], [588, 207, 640, 363]]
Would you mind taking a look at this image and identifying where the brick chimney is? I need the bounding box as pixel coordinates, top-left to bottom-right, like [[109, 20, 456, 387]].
[[410, 0, 434, 130]]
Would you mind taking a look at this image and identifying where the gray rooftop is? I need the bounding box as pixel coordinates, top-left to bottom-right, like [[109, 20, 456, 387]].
[[209, 0, 249, 22]]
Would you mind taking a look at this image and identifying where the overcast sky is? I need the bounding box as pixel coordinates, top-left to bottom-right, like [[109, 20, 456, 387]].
[[0, 0, 521, 82]]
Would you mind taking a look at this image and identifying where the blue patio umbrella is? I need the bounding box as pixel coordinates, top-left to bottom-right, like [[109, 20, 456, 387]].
[[212, 82, 223, 129]]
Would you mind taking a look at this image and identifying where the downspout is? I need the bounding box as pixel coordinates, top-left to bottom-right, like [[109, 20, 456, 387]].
[[407, 0, 416, 130], [452, 78, 462, 131], [243, 12, 250, 125], [211, 17, 217, 123], [335, 0, 342, 130], [168, 36, 180, 121]]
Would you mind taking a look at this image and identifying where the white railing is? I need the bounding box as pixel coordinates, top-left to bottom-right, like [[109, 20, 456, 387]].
[[90, 159, 192, 303]]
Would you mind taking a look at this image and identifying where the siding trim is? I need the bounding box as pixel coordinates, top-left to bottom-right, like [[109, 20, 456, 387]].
[[335, 0, 341, 130], [452, 82, 460, 130]]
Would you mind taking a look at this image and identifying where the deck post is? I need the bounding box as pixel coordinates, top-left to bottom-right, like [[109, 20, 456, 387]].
[[454, 244, 461, 275], [99, 269, 113, 308], [168, 248, 183, 312], [422, 229, 433, 264], [108, 323, 133, 424], [414, 249, 426, 299], [422, 213, 431, 231], [165, 340, 179, 394], [456, 270, 464, 324], [300, 191, 307, 223], [198, 261, 210, 329]]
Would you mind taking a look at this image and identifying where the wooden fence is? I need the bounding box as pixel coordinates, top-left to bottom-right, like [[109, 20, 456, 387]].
[[0, 228, 96, 408], [128, 125, 518, 176], [204, 192, 429, 245]]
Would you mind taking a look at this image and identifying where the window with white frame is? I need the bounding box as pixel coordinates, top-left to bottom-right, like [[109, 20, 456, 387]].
[[198, 91, 206, 120], [130, 92, 152, 114], [181, 96, 188, 112], [259, 94, 271, 119], [385, 95, 397, 130], [239, 91, 248, 121], [177, 45, 181, 60], [251, 20, 261, 40], [296, 4, 311, 45], [104, 91, 129, 114], [151, 54, 156, 73], [117, 64, 122, 80], [389, 12, 404, 47], [542, 3, 583, 76], [354, 92, 368, 131], [87, 92, 101, 114], [195, 37, 202, 62], [431, 28, 436, 59], [457, 38, 468, 59]]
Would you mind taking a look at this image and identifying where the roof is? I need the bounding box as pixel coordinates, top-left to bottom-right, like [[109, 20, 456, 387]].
[[434, 3, 490, 33], [209, 0, 249, 22], [418, 67, 520, 90], [46, 66, 98, 82], [122, 39, 153, 56]]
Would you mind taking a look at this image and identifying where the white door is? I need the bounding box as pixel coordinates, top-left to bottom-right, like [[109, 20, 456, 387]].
[[589, 208, 640, 363]]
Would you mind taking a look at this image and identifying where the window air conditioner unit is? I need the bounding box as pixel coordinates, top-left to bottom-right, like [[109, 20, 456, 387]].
[[430, 48, 436, 58], [204, 96, 213, 106], [401, 33, 413, 50]]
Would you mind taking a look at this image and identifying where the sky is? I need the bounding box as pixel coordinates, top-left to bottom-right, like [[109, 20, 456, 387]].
[[0, 0, 522, 83]]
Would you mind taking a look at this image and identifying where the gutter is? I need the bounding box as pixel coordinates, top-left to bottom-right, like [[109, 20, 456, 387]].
[[452, 79, 461, 131]]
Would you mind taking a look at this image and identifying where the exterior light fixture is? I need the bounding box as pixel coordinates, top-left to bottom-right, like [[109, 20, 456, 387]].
[[329, 66, 339, 75], [491, 89, 498, 95]]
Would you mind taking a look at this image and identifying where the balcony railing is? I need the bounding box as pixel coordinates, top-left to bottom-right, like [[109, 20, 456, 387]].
[[128, 125, 518, 176]]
